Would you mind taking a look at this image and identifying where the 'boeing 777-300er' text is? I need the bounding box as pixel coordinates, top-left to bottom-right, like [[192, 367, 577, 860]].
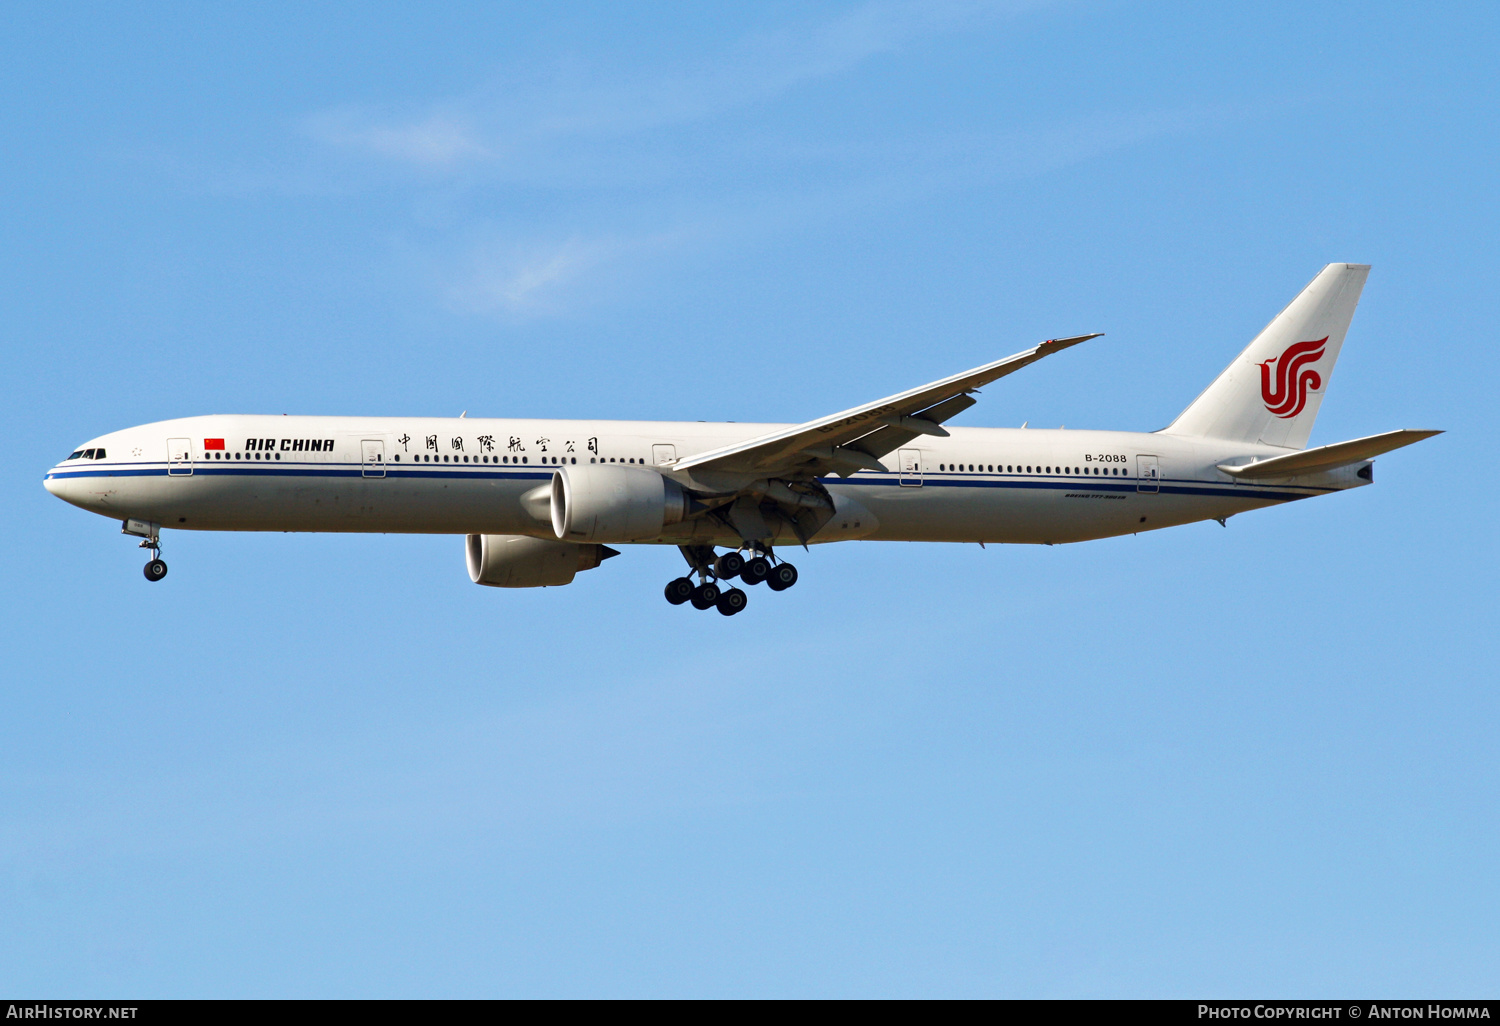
[[46, 263, 1439, 615]]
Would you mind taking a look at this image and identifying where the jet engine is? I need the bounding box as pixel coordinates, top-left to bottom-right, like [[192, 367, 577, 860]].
[[550, 463, 689, 543], [466, 533, 617, 588]]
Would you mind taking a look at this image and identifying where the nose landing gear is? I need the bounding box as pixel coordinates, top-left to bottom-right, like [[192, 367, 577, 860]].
[[667, 545, 797, 615], [122, 518, 167, 582]]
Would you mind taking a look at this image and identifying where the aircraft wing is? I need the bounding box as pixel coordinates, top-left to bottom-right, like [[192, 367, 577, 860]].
[[671, 333, 1103, 479]]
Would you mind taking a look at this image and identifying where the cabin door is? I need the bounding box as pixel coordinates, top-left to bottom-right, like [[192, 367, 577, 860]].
[[1136, 454, 1160, 493], [361, 439, 386, 478], [898, 448, 923, 487], [167, 438, 193, 476]]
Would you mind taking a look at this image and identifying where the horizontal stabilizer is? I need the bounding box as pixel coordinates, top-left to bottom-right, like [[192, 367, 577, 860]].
[[1218, 429, 1442, 479]]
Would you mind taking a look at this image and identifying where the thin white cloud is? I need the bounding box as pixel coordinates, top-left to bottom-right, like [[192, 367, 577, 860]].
[[441, 226, 698, 318], [421, 102, 1213, 320], [304, 1, 1047, 173], [278, 0, 1232, 320], [306, 110, 490, 169], [448, 236, 611, 316]]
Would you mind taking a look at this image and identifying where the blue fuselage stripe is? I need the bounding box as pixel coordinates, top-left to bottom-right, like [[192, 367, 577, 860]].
[[44, 463, 1322, 503]]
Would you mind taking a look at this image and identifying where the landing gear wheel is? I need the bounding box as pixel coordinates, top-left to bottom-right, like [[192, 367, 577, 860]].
[[766, 562, 798, 592], [741, 556, 771, 586], [144, 559, 168, 582], [713, 552, 745, 580], [716, 588, 747, 616], [664, 577, 694, 605], [689, 582, 721, 610]]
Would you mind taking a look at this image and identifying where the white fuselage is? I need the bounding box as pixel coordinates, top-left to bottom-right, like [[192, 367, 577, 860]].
[[43, 414, 1366, 547]]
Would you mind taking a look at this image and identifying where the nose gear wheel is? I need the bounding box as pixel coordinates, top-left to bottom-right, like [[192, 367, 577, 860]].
[[132, 528, 168, 583]]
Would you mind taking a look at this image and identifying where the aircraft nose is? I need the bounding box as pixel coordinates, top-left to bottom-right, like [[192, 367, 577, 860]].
[[43, 472, 64, 497]]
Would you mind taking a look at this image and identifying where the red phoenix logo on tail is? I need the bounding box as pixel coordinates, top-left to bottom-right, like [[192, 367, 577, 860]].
[[1260, 337, 1326, 418]]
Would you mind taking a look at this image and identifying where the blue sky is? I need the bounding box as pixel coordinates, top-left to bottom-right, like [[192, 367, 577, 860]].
[[2, 1, 1496, 997]]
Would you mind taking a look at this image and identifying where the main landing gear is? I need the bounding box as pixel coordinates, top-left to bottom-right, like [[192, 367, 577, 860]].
[[665, 545, 797, 616]]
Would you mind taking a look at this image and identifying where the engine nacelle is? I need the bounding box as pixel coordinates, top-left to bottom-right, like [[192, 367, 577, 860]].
[[466, 534, 616, 588], [550, 463, 688, 543]]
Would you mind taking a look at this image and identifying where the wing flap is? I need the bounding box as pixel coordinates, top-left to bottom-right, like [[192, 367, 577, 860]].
[[1218, 429, 1442, 478], [847, 395, 978, 460]]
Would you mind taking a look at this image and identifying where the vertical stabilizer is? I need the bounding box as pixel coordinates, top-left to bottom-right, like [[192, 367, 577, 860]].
[[1164, 263, 1369, 449]]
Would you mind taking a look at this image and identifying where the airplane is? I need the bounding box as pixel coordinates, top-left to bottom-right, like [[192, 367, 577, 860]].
[[44, 263, 1439, 615]]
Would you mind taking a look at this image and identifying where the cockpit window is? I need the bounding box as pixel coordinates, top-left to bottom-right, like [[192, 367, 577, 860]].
[[92, 449, 105, 459], [67, 450, 84, 460]]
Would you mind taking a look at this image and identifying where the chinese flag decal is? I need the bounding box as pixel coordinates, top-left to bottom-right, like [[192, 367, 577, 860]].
[[204, 438, 225, 450]]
